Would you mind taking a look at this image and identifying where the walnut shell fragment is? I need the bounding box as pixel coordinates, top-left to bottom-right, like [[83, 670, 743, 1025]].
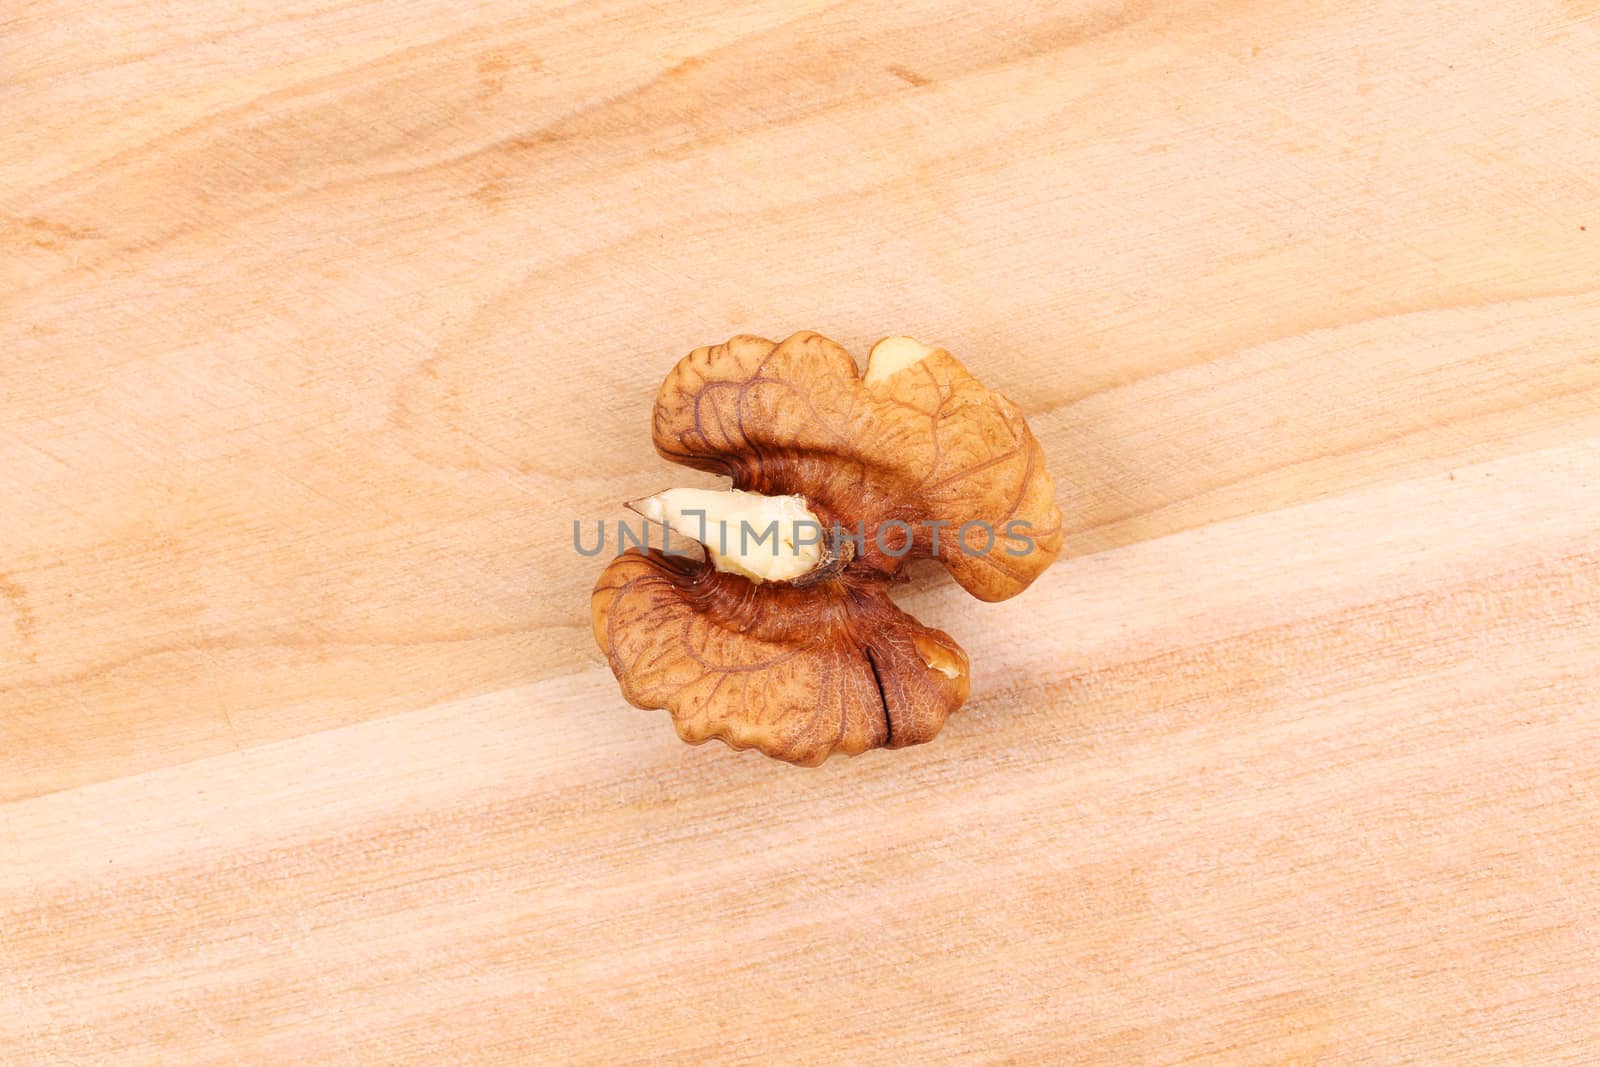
[[592, 331, 1062, 766]]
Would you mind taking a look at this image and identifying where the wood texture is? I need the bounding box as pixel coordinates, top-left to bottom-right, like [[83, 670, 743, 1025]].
[[3, 1, 1599, 1062]]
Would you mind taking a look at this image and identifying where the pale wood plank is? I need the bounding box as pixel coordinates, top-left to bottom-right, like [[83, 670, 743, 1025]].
[[3, 0, 1599, 1062]]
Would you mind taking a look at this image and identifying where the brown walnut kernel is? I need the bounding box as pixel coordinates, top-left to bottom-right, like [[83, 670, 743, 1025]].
[[591, 331, 1062, 766]]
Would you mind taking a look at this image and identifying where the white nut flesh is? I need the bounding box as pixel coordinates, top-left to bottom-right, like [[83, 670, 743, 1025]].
[[630, 487, 825, 582], [863, 336, 939, 386]]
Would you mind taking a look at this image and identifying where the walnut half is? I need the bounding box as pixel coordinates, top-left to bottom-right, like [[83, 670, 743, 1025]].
[[592, 332, 1062, 766]]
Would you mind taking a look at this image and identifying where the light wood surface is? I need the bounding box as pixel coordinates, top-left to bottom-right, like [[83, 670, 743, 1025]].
[[5, 1, 1600, 1063]]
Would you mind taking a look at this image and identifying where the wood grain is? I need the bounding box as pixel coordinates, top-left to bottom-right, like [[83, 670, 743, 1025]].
[[3, 0, 1599, 1062]]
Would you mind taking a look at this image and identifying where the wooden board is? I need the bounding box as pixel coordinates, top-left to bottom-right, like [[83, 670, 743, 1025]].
[[4, 1, 1599, 1062]]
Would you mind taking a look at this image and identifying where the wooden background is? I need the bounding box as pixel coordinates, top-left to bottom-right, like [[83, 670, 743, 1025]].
[[4, 0, 1599, 1062]]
